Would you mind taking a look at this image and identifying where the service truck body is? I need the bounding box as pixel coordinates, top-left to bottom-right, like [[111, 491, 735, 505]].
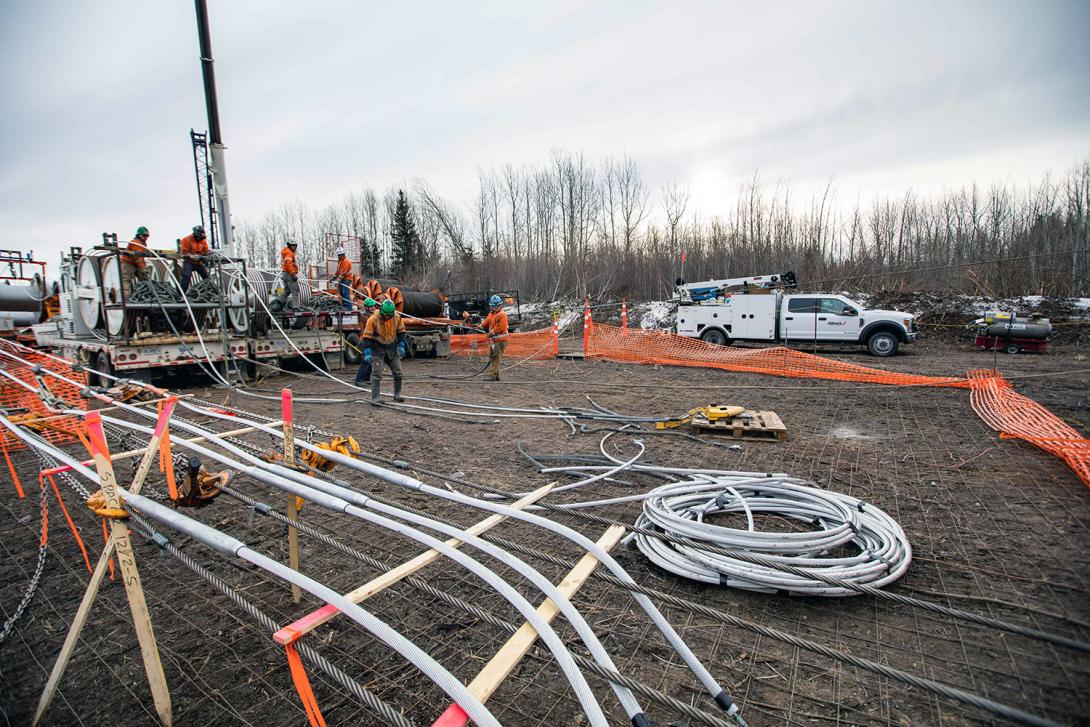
[[675, 277, 918, 356]]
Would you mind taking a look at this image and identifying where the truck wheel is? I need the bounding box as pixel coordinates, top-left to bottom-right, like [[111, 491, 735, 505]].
[[700, 329, 730, 346], [93, 351, 114, 387], [1005, 343, 1021, 354], [343, 332, 362, 366], [866, 331, 899, 357]]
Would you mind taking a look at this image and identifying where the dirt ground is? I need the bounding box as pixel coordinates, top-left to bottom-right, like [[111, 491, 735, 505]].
[[1, 335, 1088, 726]]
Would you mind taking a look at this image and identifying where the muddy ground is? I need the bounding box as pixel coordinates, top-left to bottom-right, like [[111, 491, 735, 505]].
[[1, 335, 1088, 726]]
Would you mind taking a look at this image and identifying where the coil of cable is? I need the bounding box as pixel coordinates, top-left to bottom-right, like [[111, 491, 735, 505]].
[[633, 477, 911, 596]]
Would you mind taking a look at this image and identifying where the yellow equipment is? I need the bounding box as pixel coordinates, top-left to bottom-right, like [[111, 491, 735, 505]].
[[656, 405, 746, 429]]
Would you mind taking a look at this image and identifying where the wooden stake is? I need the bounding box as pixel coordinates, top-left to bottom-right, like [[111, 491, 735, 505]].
[[282, 388, 301, 604], [33, 412, 174, 725], [432, 524, 627, 727]]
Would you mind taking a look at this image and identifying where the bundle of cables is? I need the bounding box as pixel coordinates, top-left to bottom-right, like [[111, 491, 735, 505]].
[[633, 477, 911, 596]]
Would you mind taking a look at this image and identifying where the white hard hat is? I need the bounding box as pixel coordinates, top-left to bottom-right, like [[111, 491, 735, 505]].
[[335, 247, 346, 256]]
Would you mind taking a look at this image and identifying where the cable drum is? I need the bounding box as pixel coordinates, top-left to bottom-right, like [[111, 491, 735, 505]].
[[634, 478, 912, 596]]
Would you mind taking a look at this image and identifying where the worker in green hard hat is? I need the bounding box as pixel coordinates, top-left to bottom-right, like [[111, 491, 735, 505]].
[[352, 297, 379, 385], [359, 298, 406, 403], [120, 226, 151, 297]]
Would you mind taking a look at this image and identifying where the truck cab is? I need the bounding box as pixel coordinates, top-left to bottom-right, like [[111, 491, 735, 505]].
[[674, 273, 917, 356]]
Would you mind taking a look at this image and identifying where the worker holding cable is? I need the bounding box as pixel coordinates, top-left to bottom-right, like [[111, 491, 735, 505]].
[[360, 299, 406, 403], [352, 297, 379, 384], [178, 225, 210, 292], [330, 247, 353, 310], [273, 239, 300, 310], [463, 294, 509, 381]]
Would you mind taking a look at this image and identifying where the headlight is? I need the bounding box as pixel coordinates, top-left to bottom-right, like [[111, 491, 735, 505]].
[[903, 319, 911, 328]]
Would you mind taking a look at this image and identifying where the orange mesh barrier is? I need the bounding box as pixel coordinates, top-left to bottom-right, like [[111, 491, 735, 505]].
[[0, 340, 88, 450], [450, 326, 557, 360], [587, 324, 968, 387], [968, 370, 1090, 488]]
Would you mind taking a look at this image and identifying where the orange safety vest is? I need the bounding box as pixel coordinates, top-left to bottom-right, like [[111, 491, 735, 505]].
[[481, 309, 509, 340], [280, 246, 298, 275], [362, 311, 405, 345], [179, 233, 209, 257], [122, 238, 147, 270], [334, 256, 352, 280]]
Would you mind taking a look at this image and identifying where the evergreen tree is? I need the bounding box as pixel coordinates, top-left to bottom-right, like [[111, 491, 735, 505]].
[[390, 189, 421, 276]]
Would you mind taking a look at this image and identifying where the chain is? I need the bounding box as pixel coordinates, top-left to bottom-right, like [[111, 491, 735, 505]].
[[0, 484, 49, 645]]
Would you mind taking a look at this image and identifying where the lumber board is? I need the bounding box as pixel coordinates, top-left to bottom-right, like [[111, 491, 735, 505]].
[[431, 524, 627, 727], [275, 481, 556, 644], [282, 389, 301, 604], [83, 413, 173, 726]]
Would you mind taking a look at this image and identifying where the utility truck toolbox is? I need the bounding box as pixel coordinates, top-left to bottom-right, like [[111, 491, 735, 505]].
[[675, 271, 917, 357]]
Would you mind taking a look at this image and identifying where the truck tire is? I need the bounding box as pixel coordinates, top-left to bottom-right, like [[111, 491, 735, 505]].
[[343, 331, 362, 366], [700, 329, 730, 346], [866, 331, 899, 357], [1005, 343, 1021, 354], [93, 350, 114, 388]]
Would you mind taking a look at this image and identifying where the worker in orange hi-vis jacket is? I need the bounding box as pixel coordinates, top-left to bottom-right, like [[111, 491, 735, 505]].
[[120, 226, 151, 297], [360, 299, 406, 403], [273, 239, 300, 310], [330, 247, 353, 310], [178, 225, 210, 291], [464, 294, 509, 381]]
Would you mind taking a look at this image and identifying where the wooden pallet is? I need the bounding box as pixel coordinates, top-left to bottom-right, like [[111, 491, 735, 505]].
[[690, 409, 787, 441]]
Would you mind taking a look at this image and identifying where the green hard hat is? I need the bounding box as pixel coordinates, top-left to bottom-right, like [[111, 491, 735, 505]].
[[135, 226, 150, 237], [380, 299, 396, 315], [363, 297, 377, 308]]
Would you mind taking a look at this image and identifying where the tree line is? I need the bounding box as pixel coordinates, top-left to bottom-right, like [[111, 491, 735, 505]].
[[231, 152, 1090, 300]]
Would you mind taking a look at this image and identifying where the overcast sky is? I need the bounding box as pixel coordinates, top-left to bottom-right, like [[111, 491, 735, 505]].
[[2, 0, 1087, 265]]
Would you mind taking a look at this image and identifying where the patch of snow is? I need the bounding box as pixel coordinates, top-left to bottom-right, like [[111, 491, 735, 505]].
[[635, 300, 676, 330]]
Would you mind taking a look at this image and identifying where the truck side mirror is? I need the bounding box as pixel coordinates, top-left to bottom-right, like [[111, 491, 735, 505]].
[[842, 307, 857, 316]]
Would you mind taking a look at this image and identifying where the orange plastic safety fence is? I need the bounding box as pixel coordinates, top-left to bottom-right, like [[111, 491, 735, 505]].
[[968, 370, 1090, 488], [0, 341, 88, 450], [450, 326, 557, 360], [587, 323, 968, 388]]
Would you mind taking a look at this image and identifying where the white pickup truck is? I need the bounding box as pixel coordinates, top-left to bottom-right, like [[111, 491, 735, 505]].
[[674, 274, 918, 356]]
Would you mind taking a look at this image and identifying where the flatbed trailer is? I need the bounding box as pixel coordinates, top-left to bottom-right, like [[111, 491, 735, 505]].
[[33, 324, 343, 385]]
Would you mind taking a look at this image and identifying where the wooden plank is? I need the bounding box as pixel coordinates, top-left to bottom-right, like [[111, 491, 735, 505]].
[[274, 481, 556, 644], [282, 389, 301, 605], [33, 400, 177, 726], [109, 421, 283, 462], [431, 524, 627, 727], [82, 412, 173, 726]]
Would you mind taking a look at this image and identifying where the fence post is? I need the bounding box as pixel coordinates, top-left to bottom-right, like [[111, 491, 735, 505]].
[[582, 299, 592, 356], [552, 313, 559, 357], [282, 388, 302, 605]]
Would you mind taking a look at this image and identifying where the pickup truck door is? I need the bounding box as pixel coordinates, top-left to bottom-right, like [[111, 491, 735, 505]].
[[781, 297, 819, 340], [816, 297, 861, 341]]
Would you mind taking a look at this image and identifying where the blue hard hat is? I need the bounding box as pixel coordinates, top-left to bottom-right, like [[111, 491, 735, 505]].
[[489, 295, 503, 308]]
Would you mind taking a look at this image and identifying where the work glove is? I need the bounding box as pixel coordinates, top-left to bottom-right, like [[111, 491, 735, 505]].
[[397, 341, 406, 358], [363, 348, 372, 363]]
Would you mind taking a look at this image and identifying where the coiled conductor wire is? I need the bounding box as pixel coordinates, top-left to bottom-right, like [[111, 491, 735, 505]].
[[634, 477, 912, 596]]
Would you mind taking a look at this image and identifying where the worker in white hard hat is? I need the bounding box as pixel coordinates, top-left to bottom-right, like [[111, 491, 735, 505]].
[[330, 247, 353, 310]]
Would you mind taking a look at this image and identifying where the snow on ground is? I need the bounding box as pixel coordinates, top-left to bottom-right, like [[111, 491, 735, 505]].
[[634, 300, 676, 329]]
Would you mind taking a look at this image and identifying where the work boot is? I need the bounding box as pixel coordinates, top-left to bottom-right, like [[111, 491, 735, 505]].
[[393, 378, 405, 403], [371, 378, 381, 404]]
